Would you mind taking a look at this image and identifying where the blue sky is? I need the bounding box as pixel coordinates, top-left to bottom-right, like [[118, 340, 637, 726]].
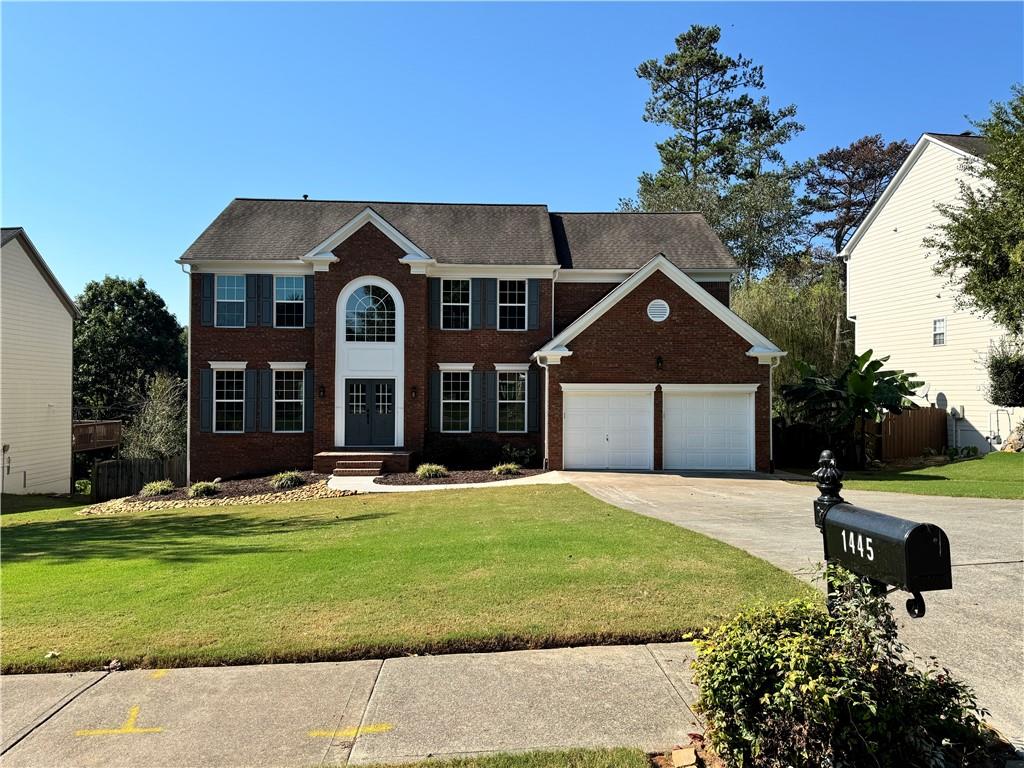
[[3, 2, 1021, 322]]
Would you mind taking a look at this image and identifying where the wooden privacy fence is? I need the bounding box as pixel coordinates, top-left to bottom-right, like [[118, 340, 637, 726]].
[[869, 407, 948, 460], [91, 455, 186, 502]]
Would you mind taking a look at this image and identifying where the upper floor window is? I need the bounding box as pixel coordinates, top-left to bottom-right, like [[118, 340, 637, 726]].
[[215, 275, 245, 328], [346, 285, 396, 342], [441, 371, 471, 433], [933, 318, 946, 346], [274, 369, 304, 432], [442, 279, 471, 330], [498, 279, 527, 331], [214, 369, 245, 432], [275, 276, 305, 328]]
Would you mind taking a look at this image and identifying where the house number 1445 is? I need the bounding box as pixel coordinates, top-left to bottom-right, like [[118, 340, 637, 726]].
[[840, 529, 874, 561]]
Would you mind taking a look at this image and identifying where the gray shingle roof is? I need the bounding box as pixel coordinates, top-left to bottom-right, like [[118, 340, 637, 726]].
[[925, 132, 990, 158], [181, 199, 559, 266], [180, 198, 738, 272], [1, 227, 24, 246], [550, 212, 737, 270]]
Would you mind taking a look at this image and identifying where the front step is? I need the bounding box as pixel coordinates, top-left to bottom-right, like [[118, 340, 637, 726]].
[[332, 459, 384, 477], [315, 450, 412, 475]]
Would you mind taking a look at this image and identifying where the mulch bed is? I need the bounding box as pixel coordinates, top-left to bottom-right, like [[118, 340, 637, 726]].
[[127, 471, 326, 502], [374, 469, 548, 486]]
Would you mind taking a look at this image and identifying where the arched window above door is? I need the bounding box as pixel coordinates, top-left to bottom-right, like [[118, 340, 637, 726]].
[[345, 285, 396, 342]]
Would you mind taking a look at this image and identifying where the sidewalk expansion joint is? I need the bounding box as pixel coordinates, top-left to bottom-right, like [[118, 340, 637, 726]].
[[0, 671, 110, 756]]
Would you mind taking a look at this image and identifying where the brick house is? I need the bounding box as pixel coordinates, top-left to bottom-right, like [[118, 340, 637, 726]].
[[179, 199, 784, 481]]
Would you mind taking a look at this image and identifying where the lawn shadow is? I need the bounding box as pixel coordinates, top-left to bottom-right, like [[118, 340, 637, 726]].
[[1, 494, 91, 515], [2, 510, 394, 564]]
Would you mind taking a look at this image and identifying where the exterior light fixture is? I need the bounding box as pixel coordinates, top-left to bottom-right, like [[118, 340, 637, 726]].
[[656, 356, 664, 370]]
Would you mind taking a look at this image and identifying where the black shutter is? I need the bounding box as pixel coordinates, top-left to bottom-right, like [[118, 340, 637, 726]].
[[428, 278, 441, 329], [259, 275, 273, 326], [244, 369, 257, 432], [527, 370, 540, 432], [483, 371, 498, 432], [428, 371, 441, 431], [304, 370, 314, 433], [259, 369, 273, 432], [471, 371, 484, 433], [484, 279, 497, 329], [304, 275, 315, 328], [471, 278, 484, 329], [200, 274, 214, 327], [245, 275, 258, 327], [199, 368, 213, 432], [527, 279, 540, 330]]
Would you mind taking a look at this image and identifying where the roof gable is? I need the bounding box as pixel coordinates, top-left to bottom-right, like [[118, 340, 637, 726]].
[[842, 133, 985, 259], [534, 255, 782, 362], [1, 228, 79, 319]]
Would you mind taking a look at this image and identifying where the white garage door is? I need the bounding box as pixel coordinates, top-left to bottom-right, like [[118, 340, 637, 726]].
[[563, 389, 653, 470], [663, 390, 755, 471]]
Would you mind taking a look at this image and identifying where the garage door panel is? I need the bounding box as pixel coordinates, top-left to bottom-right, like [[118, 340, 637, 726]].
[[664, 391, 754, 471], [563, 391, 653, 470]]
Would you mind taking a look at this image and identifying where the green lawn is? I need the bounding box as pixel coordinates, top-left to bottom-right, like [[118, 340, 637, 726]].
[[364, 748, 651, 768], [788, 452, 1023, 499], [0, 484, 808, 673]]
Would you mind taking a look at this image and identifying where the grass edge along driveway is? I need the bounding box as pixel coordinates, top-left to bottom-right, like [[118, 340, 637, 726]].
[[786, 452, 1023, 499], [1, 484, 809, 673]]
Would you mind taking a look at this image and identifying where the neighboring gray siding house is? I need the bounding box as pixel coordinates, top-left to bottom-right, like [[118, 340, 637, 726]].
[[844, 132, 1015, 453], [1, 228, 79, 494]]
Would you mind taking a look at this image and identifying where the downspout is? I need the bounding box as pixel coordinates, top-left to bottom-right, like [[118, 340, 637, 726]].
[[180, 262, 192, 486], [536, 355, 550, 470]]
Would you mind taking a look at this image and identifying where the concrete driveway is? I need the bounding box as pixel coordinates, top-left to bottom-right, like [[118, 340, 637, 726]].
[[565, 471, 1024, 747]]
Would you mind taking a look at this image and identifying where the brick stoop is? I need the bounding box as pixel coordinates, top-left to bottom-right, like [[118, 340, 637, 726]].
[[315, 450, 412, 475]]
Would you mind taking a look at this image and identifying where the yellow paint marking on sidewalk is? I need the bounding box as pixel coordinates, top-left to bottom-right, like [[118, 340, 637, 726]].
[[149, 669, 169, 680], [308, 722, 393, 739], [75, 705, 164, 737]]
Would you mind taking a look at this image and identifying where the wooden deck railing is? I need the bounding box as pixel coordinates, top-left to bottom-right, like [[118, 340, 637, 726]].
[[72, 420, 122, 452]]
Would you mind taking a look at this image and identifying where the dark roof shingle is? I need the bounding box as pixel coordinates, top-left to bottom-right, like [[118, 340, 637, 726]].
[[925, 132, 990, 158]]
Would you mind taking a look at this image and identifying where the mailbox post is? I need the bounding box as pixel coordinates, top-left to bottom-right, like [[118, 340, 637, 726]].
[[811, 450, 952, 618]]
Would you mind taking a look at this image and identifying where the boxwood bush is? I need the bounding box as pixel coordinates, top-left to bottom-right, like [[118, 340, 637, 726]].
[[693, 567, 1001, 767], [415, 463, 449, 479], [268, 471, 306, 490], [140, 479, 175, 497]]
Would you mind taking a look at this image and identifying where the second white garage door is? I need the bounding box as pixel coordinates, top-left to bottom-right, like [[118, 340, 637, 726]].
[[663, 388, 755, 471], [563, 389, 653, 470]]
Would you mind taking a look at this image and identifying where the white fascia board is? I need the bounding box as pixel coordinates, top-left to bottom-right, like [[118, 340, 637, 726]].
[[661, 383, 760, 394], [424, 263, 560, 279], [841, 134, 984, 260], [208, 361, 248, 370], [746, 347, 787, 364], [437, 362, 475, 372], [530, 346, 573, 365], [184, 260, 313, 275], [269, 361, 308, 370], [494, 363, 531, 372], [300, 206, 429, 266], [536, 254, 782, 356], [560, 383, 658, 393]]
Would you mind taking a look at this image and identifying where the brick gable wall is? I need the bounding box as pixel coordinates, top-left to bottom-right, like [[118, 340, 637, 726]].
[[546, 270, 770, 471]]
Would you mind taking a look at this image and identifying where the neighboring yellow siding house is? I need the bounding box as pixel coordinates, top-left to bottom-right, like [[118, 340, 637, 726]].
[[844, 133, 1015, 454], [1, 228, 78, 494]]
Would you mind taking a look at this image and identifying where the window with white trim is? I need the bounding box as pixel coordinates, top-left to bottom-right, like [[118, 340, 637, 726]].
[[274, 370, 304, 432], [215, 275, 245, 328], [346, 285, 396, 342], [441, 371, 471, 432], [214, 369, 245, 432], [274, 276, 305, 328], [498, 371, 527, 432], [441, 279, 471, 330], [933, 318, 946, 346], [498, 279, 527, 330]]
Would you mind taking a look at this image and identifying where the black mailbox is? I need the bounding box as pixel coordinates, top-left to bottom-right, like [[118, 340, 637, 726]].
[[822, 503, 951, 593], [811, 450, 952, 618]]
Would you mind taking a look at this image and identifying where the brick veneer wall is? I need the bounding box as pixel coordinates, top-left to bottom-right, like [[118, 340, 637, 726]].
[[554, 280, 729, 335], [188, 275, 316, 481], [546, 270, 771, 472]]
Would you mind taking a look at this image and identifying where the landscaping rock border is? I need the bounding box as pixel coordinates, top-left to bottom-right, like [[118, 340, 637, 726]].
[[374, 469, 548, 486]]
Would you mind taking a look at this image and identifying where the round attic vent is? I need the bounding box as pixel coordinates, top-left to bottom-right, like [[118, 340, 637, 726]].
[[647, 299, 670, 322]]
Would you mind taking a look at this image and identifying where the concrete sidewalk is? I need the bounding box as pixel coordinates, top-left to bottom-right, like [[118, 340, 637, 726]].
[[0, 644, 701, 767]]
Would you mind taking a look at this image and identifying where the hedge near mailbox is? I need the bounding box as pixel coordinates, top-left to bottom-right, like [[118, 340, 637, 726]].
[[811, 450, 952, 617]]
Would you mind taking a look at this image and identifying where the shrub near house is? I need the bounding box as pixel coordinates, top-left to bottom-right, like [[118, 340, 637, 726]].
[[180, 199, 784, 481]]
